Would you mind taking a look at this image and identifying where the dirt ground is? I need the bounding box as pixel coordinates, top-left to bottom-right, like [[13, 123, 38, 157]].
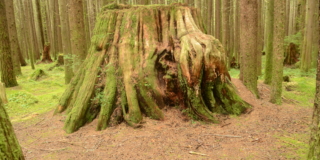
[[13, 78, 312, 160]]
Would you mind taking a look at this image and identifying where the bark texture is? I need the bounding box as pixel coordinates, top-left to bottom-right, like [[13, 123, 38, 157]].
[[239, 0, 259, 98], [0, 0, 18, 87], [68, 0, 87, 73], [264, 0, 274, 84], [0, 98, 25, 159], [270, 0, 286, 104], [55, 4, 251, 133], [308, 1, 320, 158], [5, 0, 22, 75], [58, 0, 73, 84]]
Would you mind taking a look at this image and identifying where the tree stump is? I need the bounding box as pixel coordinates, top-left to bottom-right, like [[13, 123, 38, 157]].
[[57, 54, 64, 65], [38, 44, 53, 64], [284, 43, 299, 65], [55, 4, 251, 133]]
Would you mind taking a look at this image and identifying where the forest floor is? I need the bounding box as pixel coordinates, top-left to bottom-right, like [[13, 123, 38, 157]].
[[6, 63, 314, 160]]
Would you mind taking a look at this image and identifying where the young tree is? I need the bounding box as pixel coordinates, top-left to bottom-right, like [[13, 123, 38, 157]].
[[68, 0, 88, 73], [270, 0, 286, 104], [0, 98, 25, 159], [239, 0, 259, 97], [0, 0, 18, 87], [55, 4, 251, 133]]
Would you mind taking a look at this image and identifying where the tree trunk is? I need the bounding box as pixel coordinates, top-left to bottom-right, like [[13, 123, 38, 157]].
[[59, 0, 74, 83], [300, 0, 315, 72], [239, 0, 259, 98], [0, 83, 8, 104], [68, 0, 87, 73], [55, 4, 251, 133], [222, 0, 230, 69], [214, 0, 221, 40], [270, 0, 286, 104], [5, 0, 22, 75], [0, 98, 25, 159], [0, 0, 18, 87], [256, 0, 263, 75], [264, 0, 274, 84], [308, 1, 320, 157]]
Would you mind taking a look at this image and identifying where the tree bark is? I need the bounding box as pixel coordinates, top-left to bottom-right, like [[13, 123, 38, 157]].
[[5, 0, 22, 75], [68, 0, 88, 73], [308, 1, 320, 158], [264, 0, 274, 84], [239, 0, 259, 98], [0, 98, 25, 159], [222, 0, 230, 69], [300, 0, 316, 72], [58, 0, 74, 83], [55, 4, 251, 133], [0, 0, 18, 87], [0, 83, 8, 104], [270, 0, 286, 104]]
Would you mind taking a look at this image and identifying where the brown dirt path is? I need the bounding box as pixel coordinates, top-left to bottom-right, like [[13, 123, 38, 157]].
[[14, 78, 312, 159]]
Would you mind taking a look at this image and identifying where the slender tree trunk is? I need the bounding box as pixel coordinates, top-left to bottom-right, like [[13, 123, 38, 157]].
[[215, 0, 221, 40], [33, 0, 45, 53], [222, 0, 230, 69], [25, 0, 35, 70], [59, 0, 74, 83], [270, 0, 286, 104], [29, 0, 41, 61], [82, 0, 91, 49], [239, 0, 259, 98], [0, 0, 18, 87], [264, 0, 274, 84], [68, 0, 88, 73], [87, 0, 97, 38], [233, 0, 240, 68], [5, 0, 22, 75], [300, 0, 315, 72], [14, 0, 28, 67], [256, 0, 263, 75]]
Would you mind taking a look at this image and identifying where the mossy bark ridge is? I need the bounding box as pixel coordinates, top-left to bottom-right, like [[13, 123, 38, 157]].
[[0, 99, 25, 159], [56, 4, 251, 133]]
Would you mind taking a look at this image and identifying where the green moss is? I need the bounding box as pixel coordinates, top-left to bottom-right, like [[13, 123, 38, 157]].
[[97, 64, 117, 130], [6, 64, 65, 122], [275, 133, 309, 159], [30, 69, 46, 81]]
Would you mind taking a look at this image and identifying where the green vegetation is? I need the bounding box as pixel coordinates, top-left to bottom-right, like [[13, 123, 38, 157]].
[[230, 55, 316, 107], [275, 133, 309, 159], [4, 64, 66, 122]]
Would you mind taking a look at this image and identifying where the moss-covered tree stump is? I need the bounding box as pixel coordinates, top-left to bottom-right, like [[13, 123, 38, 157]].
[[55, 4, 251, 133]]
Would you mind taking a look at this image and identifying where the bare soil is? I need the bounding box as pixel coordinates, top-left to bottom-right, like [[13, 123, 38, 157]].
[[14, 78, 312, 160]]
